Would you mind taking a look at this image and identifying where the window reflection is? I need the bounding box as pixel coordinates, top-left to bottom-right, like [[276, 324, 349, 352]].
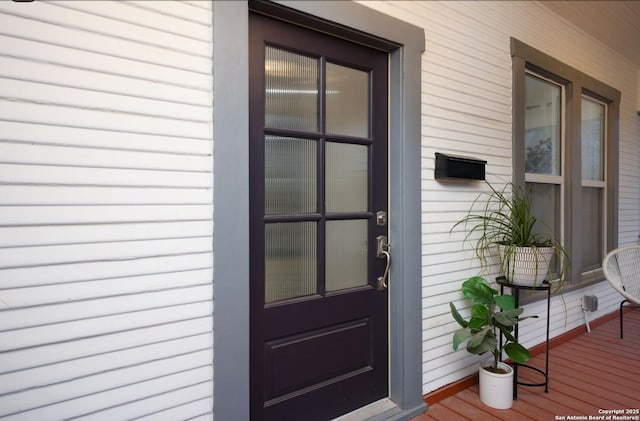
[[525, 75, 561, 176]]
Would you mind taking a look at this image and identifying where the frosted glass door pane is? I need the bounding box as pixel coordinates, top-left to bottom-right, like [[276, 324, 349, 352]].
[[265, 136, 317, 215], [265, 46, 318, 132], [326, 142, 368, 212], [525, 75, 561, 175], [265, 222, 317, 303], [326, 220, 368, 291], [581, 98, 605, 181], [326, 63, 369, 138]]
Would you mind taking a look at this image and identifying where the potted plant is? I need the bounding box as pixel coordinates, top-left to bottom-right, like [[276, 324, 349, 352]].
[[452, 182, 568, 287], [450, 276, 537, 409]]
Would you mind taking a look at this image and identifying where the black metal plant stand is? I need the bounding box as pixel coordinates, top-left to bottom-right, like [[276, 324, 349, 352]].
[[496, 276, 550, 399]]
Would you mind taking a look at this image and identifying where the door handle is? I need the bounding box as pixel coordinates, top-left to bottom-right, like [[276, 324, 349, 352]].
[[376, 235, 391, 290]]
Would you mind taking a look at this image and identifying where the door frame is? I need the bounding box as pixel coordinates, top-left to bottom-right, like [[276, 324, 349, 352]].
[[213, 1, 426, 419]]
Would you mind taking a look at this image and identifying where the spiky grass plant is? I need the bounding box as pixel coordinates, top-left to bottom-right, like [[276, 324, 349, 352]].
[[451, 182, 568, 287]]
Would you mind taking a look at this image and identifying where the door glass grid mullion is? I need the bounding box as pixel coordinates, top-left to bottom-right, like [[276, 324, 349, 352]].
[[318, 56, 327, 297], [263, 47, 374, 303]]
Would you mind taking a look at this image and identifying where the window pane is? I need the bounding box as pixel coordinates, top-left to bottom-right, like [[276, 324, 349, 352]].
[[581, 187, 603, 272], [265, 222, 317, 303], [326, 220, 368, 291], [326, 63, 369, 138], [265, 46, 318, 132], [581, 98, 605, 181], [525, 75, 561, 176], [526, 182, 561, 242], [526, 182, 561, 275], [326, 142, 368, 212], [265, 136, 317, 215]]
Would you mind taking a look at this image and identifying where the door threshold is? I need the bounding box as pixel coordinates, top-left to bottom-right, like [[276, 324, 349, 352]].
[[332, 398, 396, 421]]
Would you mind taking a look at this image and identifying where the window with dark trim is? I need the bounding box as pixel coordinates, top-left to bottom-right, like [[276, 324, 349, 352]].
[[511, 38, 620, 287]]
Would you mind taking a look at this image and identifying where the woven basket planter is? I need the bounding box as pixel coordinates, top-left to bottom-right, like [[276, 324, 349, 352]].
[[498, 245, 554, 286]]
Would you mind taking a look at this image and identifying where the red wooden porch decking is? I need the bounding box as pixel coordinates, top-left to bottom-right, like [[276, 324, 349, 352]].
[[412, 309, 640, 421]]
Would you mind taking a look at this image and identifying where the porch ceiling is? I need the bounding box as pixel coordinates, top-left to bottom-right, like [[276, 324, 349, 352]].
[[541, 1, 640, 67]]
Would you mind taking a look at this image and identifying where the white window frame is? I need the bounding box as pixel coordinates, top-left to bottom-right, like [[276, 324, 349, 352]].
[[580, 95, 608, 275], [524, 71, 566, 273]]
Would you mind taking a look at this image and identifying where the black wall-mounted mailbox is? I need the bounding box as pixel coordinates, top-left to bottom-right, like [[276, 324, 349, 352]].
[[435, 152, 486, 180]]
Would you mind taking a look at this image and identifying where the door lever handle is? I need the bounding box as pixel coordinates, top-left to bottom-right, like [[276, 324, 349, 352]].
[[376, 235, 390, 290], [377, 250, 391, 290]]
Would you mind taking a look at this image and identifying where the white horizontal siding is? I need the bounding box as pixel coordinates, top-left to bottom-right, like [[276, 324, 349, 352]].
[[361, 0, 640, 395], [1, 317, 212, 373], [0, 34, 210, 91], [0, 269, 212, 308], [0, 253, 212, 289], [0, 333, 211, 394], [0, 56, 210, 107], [0, 78, 210, 122], [5, 367, 213, 420], [0, 100, 210, 138], [0, 221, 212, 248], [0, 121, 210, 154], [0, 186, 210, 205], [0, 164, 211, 188], [0, 204, 212, 225], [0, 286, 212, 336], [0, 1, 213, 419], [0, 3, 210, 72], [0, 142, 210, 171]]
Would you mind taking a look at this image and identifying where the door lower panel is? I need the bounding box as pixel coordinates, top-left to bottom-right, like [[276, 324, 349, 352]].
[[265, 318, 372, 401]]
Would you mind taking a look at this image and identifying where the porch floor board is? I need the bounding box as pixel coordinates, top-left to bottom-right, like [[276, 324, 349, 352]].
[[412, 309, 640, 420]]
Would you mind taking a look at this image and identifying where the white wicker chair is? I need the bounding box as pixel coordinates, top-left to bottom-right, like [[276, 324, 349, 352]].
[[602, 245, 640, 338]]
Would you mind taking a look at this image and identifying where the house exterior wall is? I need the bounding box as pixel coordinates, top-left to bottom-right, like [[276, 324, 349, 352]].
[[1, 0, 639, 419], [359, 0, 640, 395], [0, 1, 214, 419]]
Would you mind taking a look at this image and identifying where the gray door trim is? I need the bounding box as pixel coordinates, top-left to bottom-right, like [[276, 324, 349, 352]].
[[213, 1, 425, 419]]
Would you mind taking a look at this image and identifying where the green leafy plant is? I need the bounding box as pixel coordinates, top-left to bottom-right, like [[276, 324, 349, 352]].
[[451, 181, 568, 287], [450, 276, 537, 372]]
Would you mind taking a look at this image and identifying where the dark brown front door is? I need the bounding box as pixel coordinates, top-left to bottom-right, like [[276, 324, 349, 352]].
[[249, 12, 389, 421]]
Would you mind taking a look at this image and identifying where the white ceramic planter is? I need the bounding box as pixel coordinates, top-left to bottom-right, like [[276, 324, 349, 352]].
[[498, 245, 554, 286], [479, 361, 513, 409]]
